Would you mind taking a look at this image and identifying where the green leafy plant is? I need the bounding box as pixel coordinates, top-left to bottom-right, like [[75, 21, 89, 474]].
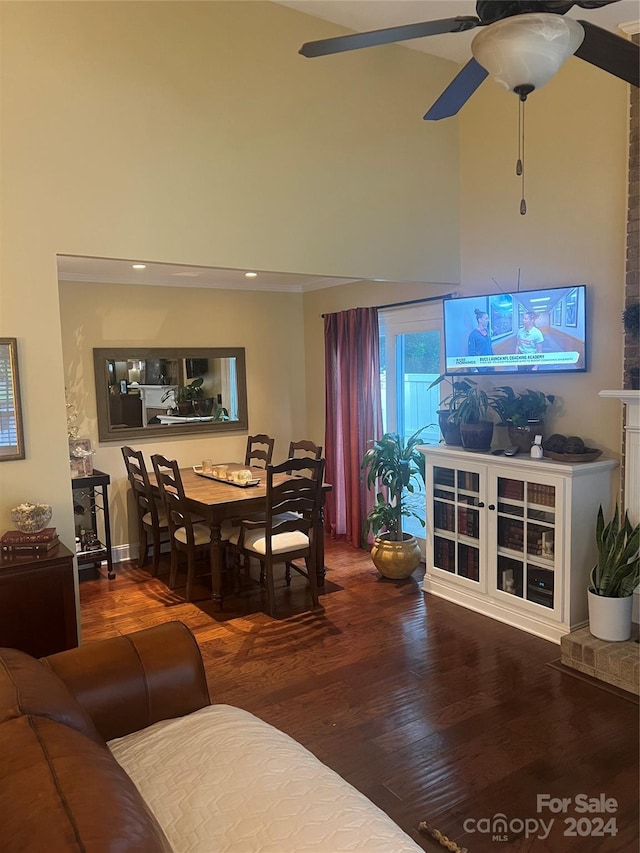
[[589, 504, 640, 598], [428, 375, 479, 424], [361, 428, 429, 542], [161, 377, 205, 406], [492, 386, 555, 426], [176, 378, 205, 403], [447, 378, 496, 425]]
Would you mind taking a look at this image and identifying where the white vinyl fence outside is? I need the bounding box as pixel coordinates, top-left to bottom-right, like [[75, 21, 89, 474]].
[[380, 372, 442, 540]]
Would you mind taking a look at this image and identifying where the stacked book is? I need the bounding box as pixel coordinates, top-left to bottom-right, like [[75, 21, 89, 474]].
[[1, 527, 59, 555]]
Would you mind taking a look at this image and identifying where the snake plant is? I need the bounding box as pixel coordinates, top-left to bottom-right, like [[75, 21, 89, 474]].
[[589, 504, 640, 597]]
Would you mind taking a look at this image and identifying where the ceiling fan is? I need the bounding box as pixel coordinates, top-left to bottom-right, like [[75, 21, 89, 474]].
[[299, 1, 639, 120]]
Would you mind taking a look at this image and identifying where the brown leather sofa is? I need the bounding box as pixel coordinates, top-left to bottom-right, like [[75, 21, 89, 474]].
[[0, 621, 210, 852], [2, 620, 425, 852]]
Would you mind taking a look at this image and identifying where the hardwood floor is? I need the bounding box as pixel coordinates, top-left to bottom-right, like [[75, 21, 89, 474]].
[[80, 540, 639, 853]]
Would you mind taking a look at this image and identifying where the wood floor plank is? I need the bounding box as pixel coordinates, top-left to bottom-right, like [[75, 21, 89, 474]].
[[80, 539, 639, 852]]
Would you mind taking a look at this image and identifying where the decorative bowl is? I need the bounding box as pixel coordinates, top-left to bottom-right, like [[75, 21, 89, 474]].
[[543, 449, 602, 463], [10, 502, 53, 533]]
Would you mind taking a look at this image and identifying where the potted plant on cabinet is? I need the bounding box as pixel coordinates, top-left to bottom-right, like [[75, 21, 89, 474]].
[[448, 378, 497, 451], [427, 374, 465, 446], [588, 504, 640, 642], [361, 428, 428, 579], [492, 386, 555, 452]]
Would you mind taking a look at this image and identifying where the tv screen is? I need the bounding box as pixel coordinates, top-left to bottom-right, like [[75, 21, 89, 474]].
[[443, 285, 587, 375]]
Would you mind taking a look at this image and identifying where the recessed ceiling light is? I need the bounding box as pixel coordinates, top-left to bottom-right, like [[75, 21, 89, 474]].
[[244, 271, 258, 278], [132, 264, 146, 270]]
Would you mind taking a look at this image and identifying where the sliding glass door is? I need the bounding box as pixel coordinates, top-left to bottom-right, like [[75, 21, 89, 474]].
[[379, 303, 444, 554]]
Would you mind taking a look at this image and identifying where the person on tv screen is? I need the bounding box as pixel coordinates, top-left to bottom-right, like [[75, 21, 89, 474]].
[[467, 309, 495, 372], [515, 310, 544, 371]]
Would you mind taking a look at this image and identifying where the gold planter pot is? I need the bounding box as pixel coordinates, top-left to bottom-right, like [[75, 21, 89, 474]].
[[370, 533, 422, 579]]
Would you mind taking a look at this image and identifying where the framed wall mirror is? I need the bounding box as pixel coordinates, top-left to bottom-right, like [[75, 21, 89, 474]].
[[93, 347, 248, 442], [0, 338, 25, 461]]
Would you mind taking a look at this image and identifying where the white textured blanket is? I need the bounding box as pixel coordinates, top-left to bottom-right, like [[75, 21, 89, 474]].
[[109, 704, 422, 852]]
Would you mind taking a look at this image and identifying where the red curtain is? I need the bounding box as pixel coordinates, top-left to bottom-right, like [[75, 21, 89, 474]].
[[324, 307, 383, 548]]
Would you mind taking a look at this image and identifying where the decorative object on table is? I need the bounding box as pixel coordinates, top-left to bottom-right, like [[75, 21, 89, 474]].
[[542, 433, 602, 462], [80, 530, 103, 551], [192, 464, 260, 487], [10, 502, 53, 533], [69, 437, 94, 478], [1, 526, 59, 554], [361, 428, 429, 579], [0, 338, 25, 462], [65, 387, 80, 440], [530, 434, 543, 459], [492, 386, 555, 452], [587, 504, 640, 642]]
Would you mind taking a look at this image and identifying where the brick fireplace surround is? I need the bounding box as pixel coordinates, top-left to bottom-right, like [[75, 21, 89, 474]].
[[560, 32, 639, 697]]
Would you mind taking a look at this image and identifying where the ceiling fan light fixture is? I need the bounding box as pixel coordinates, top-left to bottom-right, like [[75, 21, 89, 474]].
[[471, 13, 585, 94]]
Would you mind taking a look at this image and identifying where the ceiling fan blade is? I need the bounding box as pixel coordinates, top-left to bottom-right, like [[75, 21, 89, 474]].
[[299, 17, 480, 58], [574, 20, 639, 87], [424, 59, 489, 121]]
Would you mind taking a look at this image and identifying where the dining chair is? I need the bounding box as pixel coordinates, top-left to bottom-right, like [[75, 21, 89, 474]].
[[244, 434, 275, 469], [121, 446, 170, 576], [283, 440, 323, 585], [286, 439, 323, 470], [150, 453, 215, 602], [229, 456, 325, 617]]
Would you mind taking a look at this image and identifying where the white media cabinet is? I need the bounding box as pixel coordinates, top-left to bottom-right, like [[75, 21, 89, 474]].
[[419, 445, 618, 643]]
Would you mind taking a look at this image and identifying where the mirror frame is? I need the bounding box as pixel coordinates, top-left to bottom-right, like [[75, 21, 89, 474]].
[[0, 338, 25, 461], [93, 347, 248, 442]]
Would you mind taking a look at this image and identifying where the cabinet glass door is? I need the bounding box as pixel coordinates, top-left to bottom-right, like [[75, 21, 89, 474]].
[[492, 473, 560, 615], [430, 463, 483, 584]]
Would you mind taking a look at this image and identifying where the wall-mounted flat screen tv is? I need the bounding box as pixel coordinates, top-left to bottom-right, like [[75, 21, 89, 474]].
[[443, 285, 587, 376]]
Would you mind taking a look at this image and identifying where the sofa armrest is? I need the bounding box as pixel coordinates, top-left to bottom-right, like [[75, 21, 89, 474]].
[[41, 621, 211, 742]]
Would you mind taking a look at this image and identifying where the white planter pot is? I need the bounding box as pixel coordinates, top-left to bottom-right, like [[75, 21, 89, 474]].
[[587, 588, 633, 642]]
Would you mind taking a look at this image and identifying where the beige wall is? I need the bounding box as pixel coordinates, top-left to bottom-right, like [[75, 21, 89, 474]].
[[1, 1, 460, 552], [59, 280, 306, 548], [303, 53, 630, 450], [458, 55, 628, 459], [1, 0, 630, 563]]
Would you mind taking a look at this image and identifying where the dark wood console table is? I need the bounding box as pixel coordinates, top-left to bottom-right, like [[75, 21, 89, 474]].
[[71, 469, 115, 579], [0, 543, 78, 656]]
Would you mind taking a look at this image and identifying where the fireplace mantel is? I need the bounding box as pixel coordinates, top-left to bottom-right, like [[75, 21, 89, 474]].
[[599, 390, 640, 526], [599, 390, 640, 621]]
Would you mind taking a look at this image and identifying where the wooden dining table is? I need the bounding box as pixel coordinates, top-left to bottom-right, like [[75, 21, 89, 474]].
[[150, 463, 329, 610]]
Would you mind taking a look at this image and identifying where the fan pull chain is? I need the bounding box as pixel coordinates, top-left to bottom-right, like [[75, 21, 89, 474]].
[[519, 96, 527, 215], [516, 96, 523, 178], [514, 85, 533, 216]]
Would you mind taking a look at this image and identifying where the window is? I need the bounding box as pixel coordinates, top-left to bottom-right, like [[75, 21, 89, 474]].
[[379, 303, 444, 550], [0, 339, 25, 460]]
